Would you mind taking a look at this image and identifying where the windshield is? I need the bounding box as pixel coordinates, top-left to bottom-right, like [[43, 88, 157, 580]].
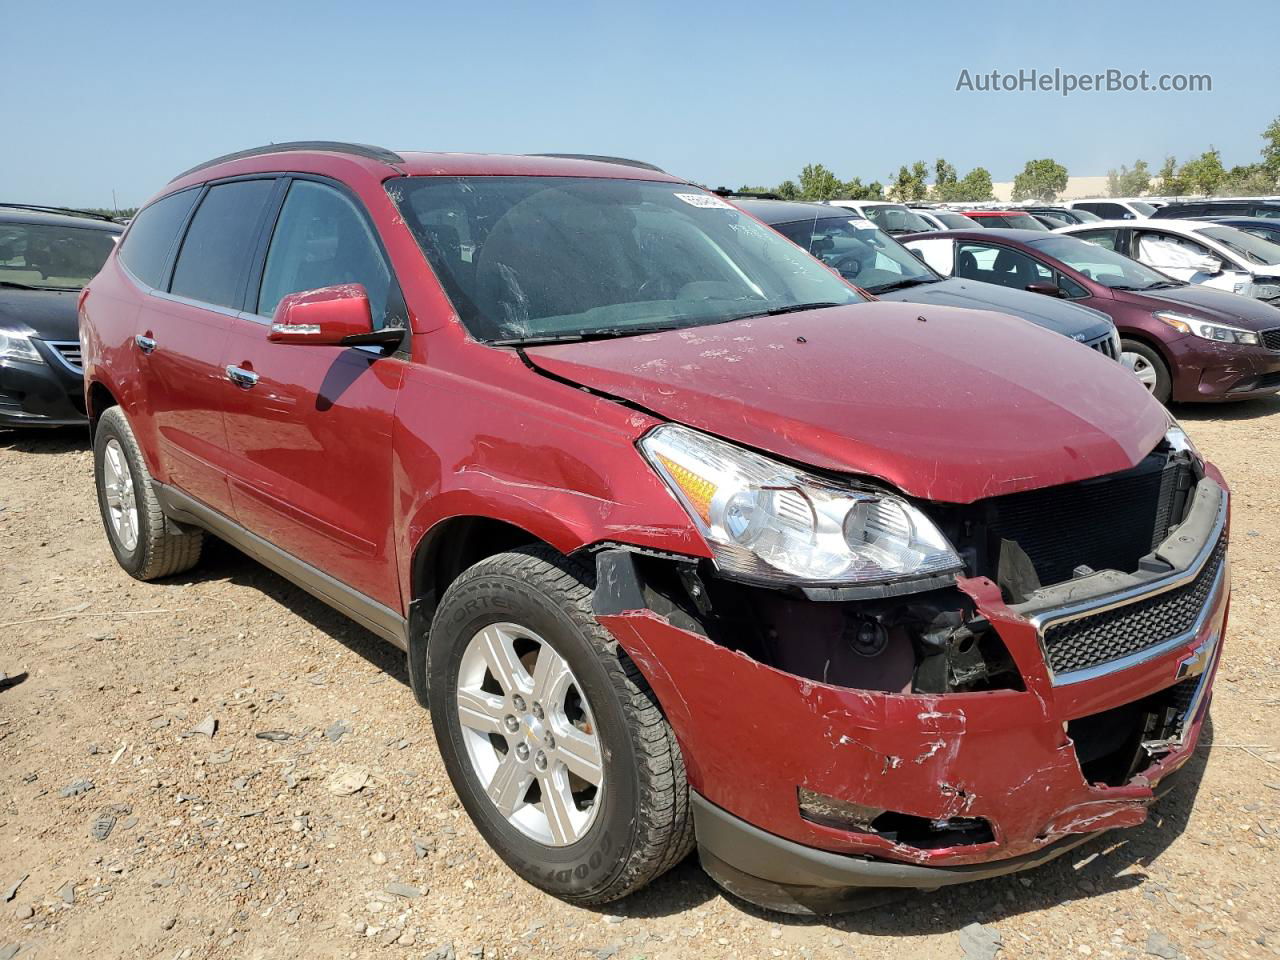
[[772, 217, 938, 293], [1070, 208, 1102, 222], [936, 212, 979, 228], [860, 205, 934, 234], [388, 177, 861, 342], [1195, 225, 1280, 266], [0, 221, 119, 290], [1130, 201, 1157, 217], [1029, 235, 1176, 289]]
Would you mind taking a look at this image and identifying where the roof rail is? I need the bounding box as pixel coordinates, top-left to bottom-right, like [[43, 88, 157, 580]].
[[711, 188, 782, 200], [529, 154, 666, 173], [169, 141, 405, 183], [0, 202, 119, 223]]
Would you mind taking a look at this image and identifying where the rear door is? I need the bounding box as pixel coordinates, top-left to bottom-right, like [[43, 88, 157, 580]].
[[219, 177, 407, 609], [129, 179, 277, 514]]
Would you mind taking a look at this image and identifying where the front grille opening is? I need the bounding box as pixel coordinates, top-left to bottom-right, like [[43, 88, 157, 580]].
[[1068, 676, 1205, 787], [930, 444, 1198, 593], [797, 787, 994, 849], [1043, 531, 1225, 677]]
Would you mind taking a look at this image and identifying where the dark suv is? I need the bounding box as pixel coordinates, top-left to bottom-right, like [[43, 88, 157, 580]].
[[81, 143, 1229, 914], [1, 205, 122, 428]]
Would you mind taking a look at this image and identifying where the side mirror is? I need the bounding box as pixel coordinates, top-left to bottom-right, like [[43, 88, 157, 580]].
[[1196, 256, 1225, 276], [1025, 281, 1064, 298], [268, 284, 401, 347]]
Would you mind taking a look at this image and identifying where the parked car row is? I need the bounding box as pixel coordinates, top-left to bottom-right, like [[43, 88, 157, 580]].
[[0, 145, 1244, 917]]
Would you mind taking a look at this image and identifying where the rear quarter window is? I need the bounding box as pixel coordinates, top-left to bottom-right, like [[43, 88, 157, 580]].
[[117, 189, 200, 288]]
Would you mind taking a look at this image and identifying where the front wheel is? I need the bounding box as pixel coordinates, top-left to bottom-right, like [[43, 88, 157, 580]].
[[93, 406, 203, 580], [1121, 339, 1172, 405], [427, 546, 693, 904]]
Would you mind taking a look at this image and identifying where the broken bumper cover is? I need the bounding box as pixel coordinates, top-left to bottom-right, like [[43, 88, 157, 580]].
[[595, 470, 1229, 907]]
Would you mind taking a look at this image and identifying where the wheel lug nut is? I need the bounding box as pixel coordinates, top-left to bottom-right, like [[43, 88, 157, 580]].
[[512, 694, 527, 712], [503, 715, 519, 733], [532, 702, 544, 720], [534, 751, 547, 771], [515, 743, 530, 762], [544, 733, 555, 749]]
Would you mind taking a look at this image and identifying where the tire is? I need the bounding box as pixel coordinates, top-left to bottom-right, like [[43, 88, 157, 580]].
[[93, 406, 203, 580], [427, 545, 693, 904], [1121, 339, 1172, 405]]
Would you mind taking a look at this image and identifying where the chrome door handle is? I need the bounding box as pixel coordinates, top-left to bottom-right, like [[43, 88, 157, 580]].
[[134, 334, 157, 354], [225, 365, 259, 389]]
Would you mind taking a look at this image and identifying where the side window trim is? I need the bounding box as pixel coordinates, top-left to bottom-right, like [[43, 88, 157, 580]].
[[115, 186, 203, 294], [247, 173, 409, 334], [157, 184, 209, 293]]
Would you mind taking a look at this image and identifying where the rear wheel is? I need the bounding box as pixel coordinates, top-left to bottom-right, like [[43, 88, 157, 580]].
[[93, 406, 203, 580], [427, 545, 693, 904], [1121, 339, 1172, 405]]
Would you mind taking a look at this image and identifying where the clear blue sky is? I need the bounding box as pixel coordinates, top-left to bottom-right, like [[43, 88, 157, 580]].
[[4, 0, 1277, 208]]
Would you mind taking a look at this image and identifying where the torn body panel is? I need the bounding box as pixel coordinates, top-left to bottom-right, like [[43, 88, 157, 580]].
[[593, 470, 1229, 887]]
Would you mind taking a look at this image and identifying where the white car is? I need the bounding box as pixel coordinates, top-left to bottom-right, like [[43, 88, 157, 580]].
[[910, 208, 981, 231], [1057, 219, 1280, 304], [1065, 199, 1158, 221], [824, 199, 935, 235]]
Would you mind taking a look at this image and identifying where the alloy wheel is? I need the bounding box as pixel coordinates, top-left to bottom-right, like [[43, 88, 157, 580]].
[[455, 622, 604, 846], [102, 438, 139, 551]]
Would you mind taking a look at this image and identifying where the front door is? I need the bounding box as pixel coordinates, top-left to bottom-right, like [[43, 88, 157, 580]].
[[220, 178, 406, 609]]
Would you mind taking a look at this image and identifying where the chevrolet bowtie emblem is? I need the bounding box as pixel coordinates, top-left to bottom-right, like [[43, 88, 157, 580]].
[[1176, 634, 1216, 680]]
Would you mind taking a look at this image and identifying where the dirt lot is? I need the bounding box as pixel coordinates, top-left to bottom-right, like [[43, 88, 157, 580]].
[[2, 398, 1279, 960]]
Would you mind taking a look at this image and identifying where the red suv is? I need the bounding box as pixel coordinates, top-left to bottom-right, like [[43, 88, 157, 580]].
[[81, 143, 1230, 914]]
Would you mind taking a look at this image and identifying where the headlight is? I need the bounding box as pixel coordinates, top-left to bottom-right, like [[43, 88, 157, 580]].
[[640, 424, 962, 586], [0, 330, 44, 364], [1154, 311, 1260, 346], [1165, 422, 1200, 461]]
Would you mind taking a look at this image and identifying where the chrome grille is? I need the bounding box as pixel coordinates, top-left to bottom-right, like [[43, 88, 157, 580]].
[[45, 340, 83, 372], [1086, 333, 1120, 360], [1041, 531, 1226, 680], [1262, 327, 1280, 351]]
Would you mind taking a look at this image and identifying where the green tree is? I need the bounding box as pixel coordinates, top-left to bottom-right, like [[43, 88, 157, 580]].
[[1180, 148, 1225, 196], [1106, 169, 1122, 198], [1116, 160, 1150, 196], [1261, 115, 1280, 181], [934, 157, 958, 192], [775, 179, 800, 200], [1154, 155, 1187, 196], [797, 163, 846, 201], [888, 161, 929, 201], [1219, 164, 1276, 197], [955, 167, 994, 202], [1011, 158, 1069, 202]]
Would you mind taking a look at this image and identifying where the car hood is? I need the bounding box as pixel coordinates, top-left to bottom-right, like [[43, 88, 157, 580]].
[[876, 278, 1115, 341], [0, 288, 79, 340], [524, 301, 1167, 504], [1116, 283, 1280, 330]]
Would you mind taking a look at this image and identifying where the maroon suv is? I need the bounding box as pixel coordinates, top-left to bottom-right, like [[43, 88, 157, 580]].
[[904, 228, 1280, 404], [80, 142, 1230, 914]]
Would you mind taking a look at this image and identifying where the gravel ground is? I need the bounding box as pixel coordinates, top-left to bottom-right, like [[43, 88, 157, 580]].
[[2, 398, 1279, 960]]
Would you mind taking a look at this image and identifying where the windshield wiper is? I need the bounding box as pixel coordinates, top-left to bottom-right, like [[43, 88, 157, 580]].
[[491, 324, 697, 346], [0, 280, 39, 290], [869, 276, 938, 294], [731, 301, 847, 321], [1141, 280, 1184, 290]]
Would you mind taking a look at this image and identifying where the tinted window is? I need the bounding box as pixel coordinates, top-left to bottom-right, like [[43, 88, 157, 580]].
[[257, 181, 393, 326], [935, 212, 979, 228], [772, 217, 938, 293], [0, 222, 119, 290], [1073, 228, 1120, 251], [170, 180, 275, 308], [955, 242, 1051, 289], [118, 189, 199, 288], [860, 205, 933, 234], [1030, 236, 1176, 290]]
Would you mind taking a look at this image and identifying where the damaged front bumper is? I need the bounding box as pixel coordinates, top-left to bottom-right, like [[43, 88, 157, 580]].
[[592, 471, 1229, 913]]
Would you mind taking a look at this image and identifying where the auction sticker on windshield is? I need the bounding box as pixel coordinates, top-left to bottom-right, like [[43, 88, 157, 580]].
[[675, 193, 735, 209]]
